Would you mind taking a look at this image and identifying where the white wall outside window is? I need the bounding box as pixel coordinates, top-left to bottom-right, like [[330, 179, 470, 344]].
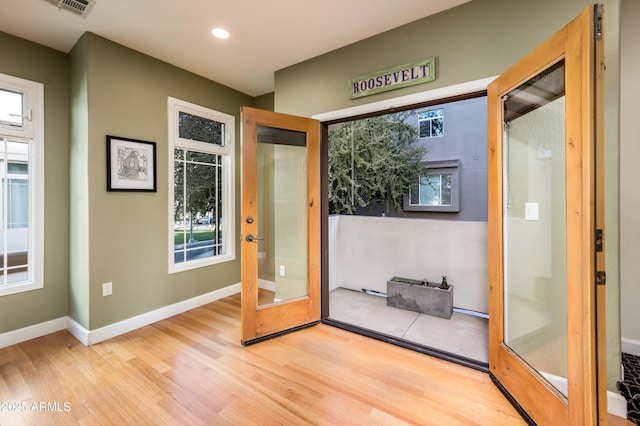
[[0, 73, 44, 296], [167, 97, 235, 273]]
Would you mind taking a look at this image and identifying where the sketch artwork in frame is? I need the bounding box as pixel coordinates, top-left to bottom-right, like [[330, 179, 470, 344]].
[[107, 135, 157, 192]]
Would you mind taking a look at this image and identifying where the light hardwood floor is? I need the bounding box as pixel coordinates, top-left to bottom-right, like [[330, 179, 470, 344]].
[[0, 294, 631, 425]]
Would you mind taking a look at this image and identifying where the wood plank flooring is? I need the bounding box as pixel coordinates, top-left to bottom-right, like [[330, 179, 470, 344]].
[[0, 293, 630, 425]]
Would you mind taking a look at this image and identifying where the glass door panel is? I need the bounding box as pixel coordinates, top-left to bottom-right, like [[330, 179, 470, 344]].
[[256, 126, 308, 306], [503, 60, 568, 396]]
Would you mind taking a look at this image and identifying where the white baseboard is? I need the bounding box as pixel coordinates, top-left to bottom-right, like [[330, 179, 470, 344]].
[[542, 371, 627, 418], [622, 337, 640, 357], [66, 316, 90, 346], [259, 279, 276, 292], [0, 317, 67, 349], [608, 390, 629, 419], [76, 283, 241, 345], [1, 283, 241, 349]]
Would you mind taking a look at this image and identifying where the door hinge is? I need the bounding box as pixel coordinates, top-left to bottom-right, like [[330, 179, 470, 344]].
[[596, 271, 606, 286], [595, 229, 603, 252], [595, 4, 603, 41]]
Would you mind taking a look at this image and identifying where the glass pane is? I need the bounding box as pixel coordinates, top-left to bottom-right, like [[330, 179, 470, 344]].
[[257, 126, 308, 306], [420, 175, 440, 205], [418, 110, 442, 119], [178, 111, 224, 146], [410, 183, 420, 204], [8, 179, 28, 228], [431, 117, 443, 136], [413, 174, 452, 206], [0, 89, 23, 126], [0, 138, 30, 286], [441, 174, 452, 205], [6, 248, 28, 284], [503, 60, 567, 396], [173, 149, 224, 264], [419, 120, 429, 138], [8, 163, 28, 174]]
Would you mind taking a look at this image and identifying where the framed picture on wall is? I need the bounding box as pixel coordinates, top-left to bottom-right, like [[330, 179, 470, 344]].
[[106, 135, 157, 192]]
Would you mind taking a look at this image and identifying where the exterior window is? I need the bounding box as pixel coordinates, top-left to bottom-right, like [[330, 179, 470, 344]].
[[0, 73, 44, 296], [404, 160, 460, 212], [418, 109, 444, 138], [168, 97, 235, 273], [178, 111, 224, 146], [0, 89, 24, 127], [411, 173, 452, 206]]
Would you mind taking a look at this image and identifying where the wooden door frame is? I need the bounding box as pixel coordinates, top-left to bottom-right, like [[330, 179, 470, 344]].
[[487, 5, 604, 424], [240, 106, 321, 344]]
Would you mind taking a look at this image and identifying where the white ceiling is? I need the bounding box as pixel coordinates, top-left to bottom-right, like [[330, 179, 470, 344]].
[[0, 0, 468, 97]]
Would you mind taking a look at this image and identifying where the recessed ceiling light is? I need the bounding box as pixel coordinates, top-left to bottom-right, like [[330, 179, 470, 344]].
[[211, 28, 230, 39]]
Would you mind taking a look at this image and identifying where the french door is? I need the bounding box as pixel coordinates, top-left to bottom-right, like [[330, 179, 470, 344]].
[[488, 5, 605, 425], [240, 107, 321, 344]]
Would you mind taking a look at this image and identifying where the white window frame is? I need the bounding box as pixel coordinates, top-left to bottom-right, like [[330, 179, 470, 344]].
[[0, 73, 44, 296], [418, 108, 444, 138], [167, 97, 235, 274]]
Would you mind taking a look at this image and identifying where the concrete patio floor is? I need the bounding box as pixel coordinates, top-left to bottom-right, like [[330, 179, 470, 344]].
[[328, 287, 489, 364]]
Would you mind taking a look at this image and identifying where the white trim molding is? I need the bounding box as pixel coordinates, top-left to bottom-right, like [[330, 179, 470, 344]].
[[0, 317, 67, 349], [0, 284, 241, 349], [0, 73, 45, 297], [312, 76, 497, 123], [607, 390, 629, 420], [542, 371, 627, 418], [167, 97, 236, 275], [622, 337, 640, 357], [71, 283, 241, 346]]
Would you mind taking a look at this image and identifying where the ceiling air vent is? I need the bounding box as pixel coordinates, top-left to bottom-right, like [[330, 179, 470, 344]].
[[45, 0, 95, 18]]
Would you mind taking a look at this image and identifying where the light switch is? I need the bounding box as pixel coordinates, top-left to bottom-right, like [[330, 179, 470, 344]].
[[525, 202, 539, 221]]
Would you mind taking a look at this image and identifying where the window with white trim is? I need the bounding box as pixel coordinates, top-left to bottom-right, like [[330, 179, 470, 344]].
[[168, 97, 235, 273], [0, 73, 44, 296], [404, 160, 460, 212], [418, 109, 444, 138]]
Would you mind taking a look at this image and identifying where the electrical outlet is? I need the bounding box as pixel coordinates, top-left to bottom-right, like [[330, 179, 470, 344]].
[[279, 265, 286, 277], [102, 282, 113, 297]]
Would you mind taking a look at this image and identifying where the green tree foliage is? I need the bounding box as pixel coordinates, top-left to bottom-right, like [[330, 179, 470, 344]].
[[328, 112, 426, 215], [179, 112, 223, 145], [174, 112, 225, 223], [174, 150, 222, 222]]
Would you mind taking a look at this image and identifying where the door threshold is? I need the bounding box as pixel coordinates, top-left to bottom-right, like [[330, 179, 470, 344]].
[[322, 317, 489, 373], [242, 321, 320, 346]]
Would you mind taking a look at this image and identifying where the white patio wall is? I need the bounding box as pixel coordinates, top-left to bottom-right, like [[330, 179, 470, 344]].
[[328, 214, 488, 313]]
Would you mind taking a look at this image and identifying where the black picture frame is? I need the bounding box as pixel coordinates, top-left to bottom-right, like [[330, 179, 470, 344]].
[[106, 135, 157, 192]]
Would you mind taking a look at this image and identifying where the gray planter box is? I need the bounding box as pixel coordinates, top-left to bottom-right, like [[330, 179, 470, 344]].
[[386, 277, 453, 319]]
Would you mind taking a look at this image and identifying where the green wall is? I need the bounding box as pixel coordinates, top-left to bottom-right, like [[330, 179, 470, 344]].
[[275, 0, 616, 117], [0, 32, 70, 334], [69, 34, 91, 329], [2, 30, 258, 334], [69, 33, 253, 330], [253, 92, 275, 111]]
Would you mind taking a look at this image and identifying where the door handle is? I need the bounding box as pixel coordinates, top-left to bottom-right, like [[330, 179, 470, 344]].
[[245, 234, 264, 242]]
